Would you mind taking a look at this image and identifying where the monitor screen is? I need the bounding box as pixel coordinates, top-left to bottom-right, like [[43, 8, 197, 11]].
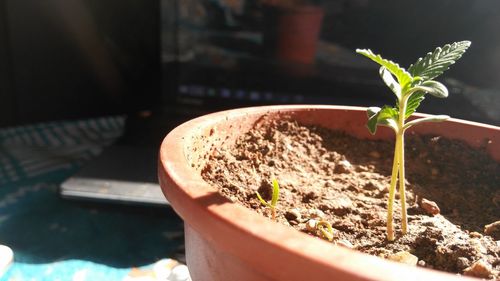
[[161, 0, 500, 125]]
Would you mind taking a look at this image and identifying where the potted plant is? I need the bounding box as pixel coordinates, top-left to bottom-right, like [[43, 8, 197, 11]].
[[261, 0, 324, 64], [158, 42, 499, 280]]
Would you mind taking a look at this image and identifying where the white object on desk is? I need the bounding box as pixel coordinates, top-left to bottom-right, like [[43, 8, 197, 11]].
[[123, 259, 191, 281], [170, 265, 190, 281], [0, 244, 13, 278]]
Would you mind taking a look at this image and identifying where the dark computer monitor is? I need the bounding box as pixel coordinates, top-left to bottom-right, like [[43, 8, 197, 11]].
[[161, 0, 500, 125]]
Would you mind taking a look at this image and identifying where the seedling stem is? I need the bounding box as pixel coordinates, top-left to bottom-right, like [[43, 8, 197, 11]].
[[256, 178, 280, 221]]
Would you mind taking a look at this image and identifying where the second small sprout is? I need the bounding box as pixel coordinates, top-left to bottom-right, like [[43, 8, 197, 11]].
[[317, 220, 335, 242], [256, 178, 280, 221]]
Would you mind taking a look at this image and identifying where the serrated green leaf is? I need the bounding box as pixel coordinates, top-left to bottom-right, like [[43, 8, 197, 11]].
[[379, 67, 401, 99], [271, 178, 280, 207], [404, 92, 425, 119], [366, 106, 398, 134], [356, 49, 413, 89], [408, 41, 471, 80], [402, 81, 448, 119]]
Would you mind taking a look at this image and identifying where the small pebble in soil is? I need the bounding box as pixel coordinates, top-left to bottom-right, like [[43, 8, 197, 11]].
[[469, 231, 482, 239], [335, 239, 354, 249], [355, 165, 373, 172], [335, 160, 352, 174], [308, 209, 326, 219], [387, 251, 418, 266], [419, 198, 440, 216], [483, 221, 500, 240], [324, 180, 333, 188], [456, 257, 471, 270], [363, 181, 382, 191], [285, 208, 302, 221], [319, 195, 353, 216], [463, 259, 493, 279], [306, 219, 317, 232]]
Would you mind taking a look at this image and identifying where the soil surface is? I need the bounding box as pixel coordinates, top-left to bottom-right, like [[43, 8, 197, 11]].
[[201, 115, 500, 279]]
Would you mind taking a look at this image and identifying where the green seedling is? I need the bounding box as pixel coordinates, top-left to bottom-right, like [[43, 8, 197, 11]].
[[317, 220, 335, 242], [356, 41, 471, 241], [256, 178, 280, 221]]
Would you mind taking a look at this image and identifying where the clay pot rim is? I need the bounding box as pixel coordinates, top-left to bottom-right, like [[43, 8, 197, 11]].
[[159, 105, 497, 281]]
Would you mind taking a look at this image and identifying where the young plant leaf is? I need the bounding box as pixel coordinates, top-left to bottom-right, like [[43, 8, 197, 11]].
[[367, 106, 381, 119], [403, 115, 450, 130], [379, 67, 401, 99], [403, 92, 425, 119], [356, 49, 413, 89], [408, 41, 471, 80], [256, 178, 280, 208], [415, 80, 449, 98], [256, 191, 270, 207], [366, 106, 398, 134], [270, 178, 280, 207], [366, 107, 382, 134], [401, 81, 447, 119]]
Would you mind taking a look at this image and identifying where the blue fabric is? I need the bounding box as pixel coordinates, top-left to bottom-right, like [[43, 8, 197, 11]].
[[0, 117, 185, 281], [5, 260, 131, 281]]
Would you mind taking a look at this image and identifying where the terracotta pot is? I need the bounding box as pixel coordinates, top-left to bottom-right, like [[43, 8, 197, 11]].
[[158, 105, 499, 281], [262, 5, 324, 64]]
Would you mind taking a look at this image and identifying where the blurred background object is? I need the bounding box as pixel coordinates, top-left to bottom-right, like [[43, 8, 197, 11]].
[[261, 0, 324, 64]]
